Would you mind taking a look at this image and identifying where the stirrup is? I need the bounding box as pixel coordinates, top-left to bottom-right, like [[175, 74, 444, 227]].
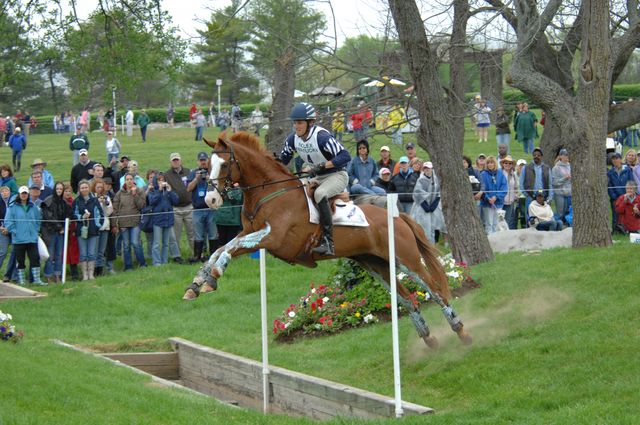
[[312, 236, 334, 256]]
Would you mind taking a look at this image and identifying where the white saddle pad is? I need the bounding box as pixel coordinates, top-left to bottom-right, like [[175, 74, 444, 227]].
[[304, 185, 369, 227]]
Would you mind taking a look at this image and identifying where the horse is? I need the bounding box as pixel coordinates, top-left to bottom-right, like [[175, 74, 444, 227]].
[[184, 131, 472, 347]]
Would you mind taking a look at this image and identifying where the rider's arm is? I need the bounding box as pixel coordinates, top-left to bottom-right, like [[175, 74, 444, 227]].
[[317, 131, 350, 169], [278, 133, 296, 165]]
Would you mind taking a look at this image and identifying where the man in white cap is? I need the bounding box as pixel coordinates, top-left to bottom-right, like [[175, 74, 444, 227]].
[[70, 149, 96, 192], [164, 152, 193, 263]]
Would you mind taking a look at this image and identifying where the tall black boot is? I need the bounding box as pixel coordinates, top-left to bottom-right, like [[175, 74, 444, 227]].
[[208, 239, 221, 259], [69, 264, 79, 281], [312, 197, 334, 256], [189, 241, 204, 264]]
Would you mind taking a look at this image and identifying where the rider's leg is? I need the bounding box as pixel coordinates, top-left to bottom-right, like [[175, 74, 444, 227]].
[[312, 197, 334, 256], [312, 171, 348, 256]]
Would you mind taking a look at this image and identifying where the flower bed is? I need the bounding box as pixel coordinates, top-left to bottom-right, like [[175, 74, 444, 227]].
[[273, 255, 477, 342], [0, 310, 23, 343]]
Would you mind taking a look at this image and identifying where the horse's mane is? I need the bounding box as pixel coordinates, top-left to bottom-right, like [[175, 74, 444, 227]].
[[224, 131, 293, 176]]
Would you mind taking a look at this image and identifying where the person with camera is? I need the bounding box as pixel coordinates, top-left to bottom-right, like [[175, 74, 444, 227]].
[[148, 172, 179, 266], [72, 180, 106, 280], [91, 178, 113, 277], [614, 180, 640, 233], [187, 152, 218, 263], [113, 173, 147, 270]]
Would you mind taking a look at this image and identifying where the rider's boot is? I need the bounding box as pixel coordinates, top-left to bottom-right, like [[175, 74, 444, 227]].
[[312, 197, 334, 256]]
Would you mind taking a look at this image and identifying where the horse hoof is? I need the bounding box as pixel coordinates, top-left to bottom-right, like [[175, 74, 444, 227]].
[[182, 289, 198, 301], [459, 332, 473, 346], [422, 335, 439, 349], [201, 283, 216, 294], [211, 267, 222, 279]]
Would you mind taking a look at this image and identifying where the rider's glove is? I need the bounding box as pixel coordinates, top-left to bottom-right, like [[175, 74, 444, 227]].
[[307, 163, 326, 177]]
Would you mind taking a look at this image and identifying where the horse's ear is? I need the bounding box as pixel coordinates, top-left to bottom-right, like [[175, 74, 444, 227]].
[[203, 137, 218, 150]]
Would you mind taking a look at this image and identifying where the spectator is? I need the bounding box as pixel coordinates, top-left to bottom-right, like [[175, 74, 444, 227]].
[[105, 131, 121, 165], [208, 102, 217, 127], [118, 160, 146, 190], [392, 143, 417, 175], [389, 156, 419, 213], [104, 108, 114, 132], [167, 103, 174, 128], [72, 180, 105, 280], [0, 164, 18, 196], [514, 102, 538, 154], [8, 127, 26, 172], [552, 148, 572, 224], [377, 146, 396, 173], [479, 156, 507, 234], [4, 186, 44, 285], [474, 153, 486, 175], [164, 152, 193, 262], [195, 109, 206, 141], [614, 181, 640, 233], [112, 155, 130, 193], [0, 186, 12, 278], [137, 109, 150, 143], [463, 155, 479, 179], [214, 184, 243, 247], [474, 99, 492, 143], [410, 161, 445, 243], [0, 116, 6, 144], [113, 173, 147, 270], [29, 171, 53, 200], [231, 102, 242, 133], [29, 185, 43, 207], [189, 103, 197, 127], [497, 143, 508, 166], [69, 125, 90, 165], [515, 159, 527, 228], [607, 152, 633, 232], [332, 106, 345, 143], [70, 149, 97, 193], [187, 152, 218, 263], [148, 172, 179, 266], [125, 107, 134, 137], [217, 109, 230, 131], [41, 182, 72, 284], [494, 106, 511, 153], [250, 106, 264, 136], [28, 159, 54, 189], [374, 167, 392, 192], [409, 157, 423, 173], [528, 190, 563, 231], [143, 169, 158, 259], [347, 139, 385, 196], [500, 156, 519, 229], [351, 101, 372, 142], [91, 178, 113, 277], [520, 148, 551, 218], [387, 103, 405, 145], [102, 177, 117, 275], [62, 183, 81, 281]]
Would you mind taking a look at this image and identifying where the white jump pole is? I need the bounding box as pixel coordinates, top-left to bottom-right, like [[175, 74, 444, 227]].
[[259, 248, 270, 414], [386, 193, 403, 418], [61, 218, 70, 284]]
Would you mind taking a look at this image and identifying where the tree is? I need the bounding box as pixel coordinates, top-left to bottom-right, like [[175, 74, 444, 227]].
[[249, 0, 326, 151], [61, 4, 184, 107], [388, 0, 494, 265], [488, 0, 640, 247], [187, 0, 257, 104]]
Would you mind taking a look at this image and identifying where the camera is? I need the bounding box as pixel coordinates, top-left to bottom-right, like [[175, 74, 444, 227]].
[[197, 168, 208, 177]]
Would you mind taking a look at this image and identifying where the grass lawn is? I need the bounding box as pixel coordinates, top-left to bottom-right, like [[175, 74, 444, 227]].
[[2, 123, 637, 424]]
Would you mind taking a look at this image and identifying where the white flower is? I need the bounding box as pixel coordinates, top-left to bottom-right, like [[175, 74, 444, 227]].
[[446, 271, 460, 280], [363, 314, 376, 323], [397, 272, 407, 280], [311, 288, 316, 294], [288, 311, 296, 318], [322, 297, 329, 303], [284, 323, 290, 329]]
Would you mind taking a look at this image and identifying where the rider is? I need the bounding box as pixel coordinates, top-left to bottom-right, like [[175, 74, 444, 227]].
[[279, 102, 351, 256]]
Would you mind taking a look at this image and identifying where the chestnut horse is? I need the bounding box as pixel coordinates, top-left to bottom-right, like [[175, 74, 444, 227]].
[[184, 132, 471, 347]]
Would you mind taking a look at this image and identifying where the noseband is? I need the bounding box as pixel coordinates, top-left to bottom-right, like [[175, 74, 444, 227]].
[[211, 144, 241, 199]]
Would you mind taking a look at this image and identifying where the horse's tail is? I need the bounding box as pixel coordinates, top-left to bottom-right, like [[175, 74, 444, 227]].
[[399, 213, 451, 300]]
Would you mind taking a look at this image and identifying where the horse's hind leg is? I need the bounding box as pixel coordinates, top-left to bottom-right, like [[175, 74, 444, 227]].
[[400, 264, 472, 345], [351, 256, 439, 348]]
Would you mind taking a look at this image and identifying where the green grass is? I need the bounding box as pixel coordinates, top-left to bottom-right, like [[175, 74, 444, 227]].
[[2, 124, 636, 424]]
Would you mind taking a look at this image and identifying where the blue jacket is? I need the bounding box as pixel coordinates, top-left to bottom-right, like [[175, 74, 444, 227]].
[[9, 134, 26, 153], [607, 165, 633, 201], [187, 169, 209, 209], [480, 169, 508, 209], [347, 156, 378, 190], [148, 175, 179, 228], [279, 125, 351, 173], [72, 194, 105, 237], [5, 199, 41, 244]]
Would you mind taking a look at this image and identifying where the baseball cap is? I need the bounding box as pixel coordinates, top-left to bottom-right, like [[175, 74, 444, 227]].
[[18, 186, 29, 194], [406, 143, 415, 149], [380, 167, 391, 175], [423, 161, 433, 169], [30, 184, 41, 190], [380, 145, 390, 152], [170, 152, 181, 161], [611, 152, 622, 159], [79, 149, 88, 156], [197, 152, 209, 161], [477, 153, 486, 159], [120, 155, 129, 161], [559, 148, 568, 156], [533, 147, 543, 155], [500, 155, 514, 163], [517, 159, 527, 166], [15, 127, 21, 132], [398, 156, 409, 163], [535, 189, 545, 198], [102, 177, 113, 184]]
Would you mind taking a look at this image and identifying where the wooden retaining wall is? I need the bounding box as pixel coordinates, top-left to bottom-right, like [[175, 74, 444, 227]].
[[0, 282, 47, 302], [169, 337, 433, 420]]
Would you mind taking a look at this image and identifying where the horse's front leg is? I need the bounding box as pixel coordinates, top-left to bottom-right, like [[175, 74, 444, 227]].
[[182, 223, 271, 300]]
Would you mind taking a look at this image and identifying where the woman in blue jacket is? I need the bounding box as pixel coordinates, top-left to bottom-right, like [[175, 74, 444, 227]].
[[4, 186, 44, 285], [479, 156, 508, 234], [8, 128, 26, 172], [73, 180, 105, 280], [347, 139, 385, 195], [148, 172, 178, 266]]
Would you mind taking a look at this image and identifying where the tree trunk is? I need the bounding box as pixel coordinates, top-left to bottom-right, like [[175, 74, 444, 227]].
[[265, 51, 295, 153], [389, 0, 494, 265]]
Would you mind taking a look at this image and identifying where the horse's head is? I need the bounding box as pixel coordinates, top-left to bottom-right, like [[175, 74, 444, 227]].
[[203, 134, 240, 209]]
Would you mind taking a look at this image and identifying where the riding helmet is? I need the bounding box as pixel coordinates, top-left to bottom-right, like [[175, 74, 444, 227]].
[[290, 102, 316, 121]]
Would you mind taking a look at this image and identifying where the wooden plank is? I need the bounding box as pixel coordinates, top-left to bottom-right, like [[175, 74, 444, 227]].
[[103, 352, 180, 380]]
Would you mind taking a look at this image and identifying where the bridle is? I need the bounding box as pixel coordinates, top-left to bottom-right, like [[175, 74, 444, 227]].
[[210, 143, 242, 200]]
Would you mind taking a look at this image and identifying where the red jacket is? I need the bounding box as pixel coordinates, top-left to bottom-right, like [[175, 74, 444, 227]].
[[350, 108, 372, 130], [615, 194, 640, 232]]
